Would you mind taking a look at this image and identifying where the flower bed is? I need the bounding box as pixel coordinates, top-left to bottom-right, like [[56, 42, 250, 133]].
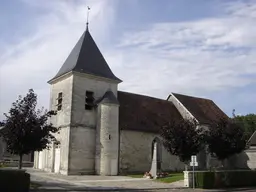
[[143, 171, 169, 179]]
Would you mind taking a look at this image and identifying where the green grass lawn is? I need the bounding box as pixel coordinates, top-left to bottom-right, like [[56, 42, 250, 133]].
[[30, 182, 42, 189], [128, 172, 184, 183], [156, 173, 183, 183]]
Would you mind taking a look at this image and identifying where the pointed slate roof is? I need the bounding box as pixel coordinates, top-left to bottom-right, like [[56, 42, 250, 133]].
[[48, 28, 121, 83], [97, 90, 119, 105]]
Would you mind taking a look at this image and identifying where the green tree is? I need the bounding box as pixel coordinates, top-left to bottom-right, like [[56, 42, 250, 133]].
[[160, 119, 204, 166], [232, 110, 256, 141], [206, 118, 246, 166], [0, 89, 59, 169]]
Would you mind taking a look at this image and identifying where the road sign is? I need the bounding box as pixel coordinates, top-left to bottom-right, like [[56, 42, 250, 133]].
[[190, 162, 198, 166], [191, 155, 197, 163]]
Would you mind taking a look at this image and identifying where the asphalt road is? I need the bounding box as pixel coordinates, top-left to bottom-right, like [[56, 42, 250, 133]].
[[28, 169, 256, 192]]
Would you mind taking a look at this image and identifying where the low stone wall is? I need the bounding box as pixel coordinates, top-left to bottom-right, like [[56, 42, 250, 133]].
[[184, 171, 194, 187], [0, 160, 34, 168]]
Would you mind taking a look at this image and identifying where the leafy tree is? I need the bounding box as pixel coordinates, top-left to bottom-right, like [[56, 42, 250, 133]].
[[205, 118, 246, 166], [160, 119, 205, 165], [0, 89, 59, 169], [232, 110, 256, 141]]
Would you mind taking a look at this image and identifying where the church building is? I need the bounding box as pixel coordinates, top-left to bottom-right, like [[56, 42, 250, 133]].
[[33, 25, 227, 175]]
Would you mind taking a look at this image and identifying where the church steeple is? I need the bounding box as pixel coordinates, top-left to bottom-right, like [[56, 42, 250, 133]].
[[48, 20, 121, 83]]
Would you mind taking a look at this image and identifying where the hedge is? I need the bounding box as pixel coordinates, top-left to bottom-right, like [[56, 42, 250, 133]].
[[195, 170, 256, 189], [0, 169, 30, 192]]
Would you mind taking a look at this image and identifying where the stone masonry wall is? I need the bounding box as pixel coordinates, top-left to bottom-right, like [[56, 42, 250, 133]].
[[68, 73, 119, 175], [97, 104, 119, 175], [50, 74, 73, 127], [246, 147, 256, 169], [50, 75, 73, 174], [68, 127, 96, 174], [35, 74, 73, 173], [0, 136, 31, 162], [227, 146, 256, 170], [119, 130, 184, 174], [71, 74, 118, 126]]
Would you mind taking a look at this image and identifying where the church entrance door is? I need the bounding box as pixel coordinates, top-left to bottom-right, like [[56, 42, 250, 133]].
[[54, 148, 60, 173]]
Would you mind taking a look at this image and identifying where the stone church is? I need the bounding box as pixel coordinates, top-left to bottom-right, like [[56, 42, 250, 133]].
[[33, 25, 228, 175]]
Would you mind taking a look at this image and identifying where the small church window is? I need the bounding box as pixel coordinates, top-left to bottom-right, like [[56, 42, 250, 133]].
[[56, 92, 63, 111], [85, 91, 94, 110]]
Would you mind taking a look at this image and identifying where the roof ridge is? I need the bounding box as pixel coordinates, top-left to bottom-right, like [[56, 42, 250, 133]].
[[172, 92, 213, 101], [118, 91, 167, 102]]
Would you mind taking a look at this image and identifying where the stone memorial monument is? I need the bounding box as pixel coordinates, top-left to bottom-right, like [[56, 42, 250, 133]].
[[149, 138, 162, 178]]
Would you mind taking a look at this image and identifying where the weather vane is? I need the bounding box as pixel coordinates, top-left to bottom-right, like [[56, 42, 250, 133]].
[[86, 6, 91, 30]]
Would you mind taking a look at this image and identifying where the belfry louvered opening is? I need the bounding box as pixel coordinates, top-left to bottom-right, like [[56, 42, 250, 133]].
[[85, 91, 94, 110], [56, 92, 63, 111]]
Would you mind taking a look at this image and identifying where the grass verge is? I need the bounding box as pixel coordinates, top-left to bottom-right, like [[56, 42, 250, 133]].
[[30, 182, 42, 189], [128, 172, 184, 183], [157, 173, 183, 183]]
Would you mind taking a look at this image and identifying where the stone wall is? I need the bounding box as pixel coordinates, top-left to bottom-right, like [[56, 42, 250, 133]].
[[68, 127, 96, 175], [119, 130, 184, 174], [96, 103, 119, 175], [71, 73, 118, 126], [0, 136, 32, 162], [228, 146, 256, 170], [68, 73, 119, 175], [43, 148, 52, 172], [50, 74, 73, 127], [50, 74, 73, 174], [246, 147, 256, 169], [34, 74, 73, 173]]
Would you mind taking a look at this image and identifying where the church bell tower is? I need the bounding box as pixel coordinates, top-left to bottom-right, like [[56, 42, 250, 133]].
[[47, 20, 122, 175]]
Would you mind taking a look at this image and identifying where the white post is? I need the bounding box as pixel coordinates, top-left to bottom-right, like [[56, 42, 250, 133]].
[[192, 164, 195, 189], [190, 155, 198, 189]]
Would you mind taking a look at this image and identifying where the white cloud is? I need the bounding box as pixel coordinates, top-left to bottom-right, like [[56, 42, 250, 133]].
[[0, 0, 256, 120], [116, 1, 256, 99], [0, 0, 116, 119]]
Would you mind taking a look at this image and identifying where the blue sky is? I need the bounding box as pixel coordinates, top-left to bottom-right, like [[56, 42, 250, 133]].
[[0, 0, 256, 119]]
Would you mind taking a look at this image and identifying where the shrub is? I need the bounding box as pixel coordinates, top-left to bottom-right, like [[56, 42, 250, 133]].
[[0, 169, 30, 192], [0, 162, 6, 168], [194, 170, 256, 189], [195, 171, 215, 189]]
